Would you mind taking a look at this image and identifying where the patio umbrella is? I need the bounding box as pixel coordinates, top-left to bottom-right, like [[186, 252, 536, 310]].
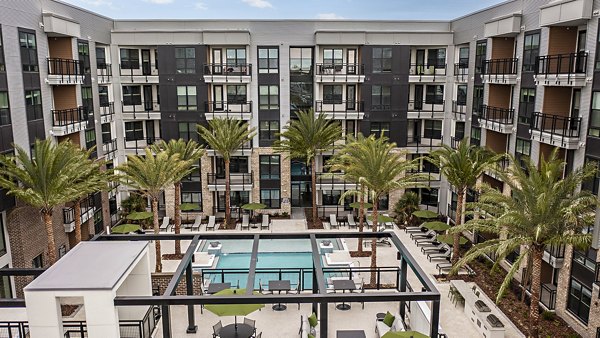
[[241, 203, 267, 211], [181, 203, 200, 211], [367, 214, 394, 223], [412, 210, 438, 219], [204, 288, 264, 329], [110, 223, 142, 234], [125, 211, 153, 220], [436, 234, 468, 246], [381, 331, 429, 338], [349, 202, 373, 209], [422, 221, 451, 232]]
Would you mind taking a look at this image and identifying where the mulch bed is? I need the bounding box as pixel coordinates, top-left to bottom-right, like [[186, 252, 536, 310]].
[[439, 258, 581, 338], [304, 208, 324, 229], [162, 253, 185, 260], [350, 250, 372, 257]]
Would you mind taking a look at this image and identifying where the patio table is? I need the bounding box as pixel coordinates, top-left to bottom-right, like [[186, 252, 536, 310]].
[[332, 279, 356, 310], [336, 330, 366, 338], [219, 323, 253, 338], [207, 282, 231, 295], [269, 279, 291, 311]]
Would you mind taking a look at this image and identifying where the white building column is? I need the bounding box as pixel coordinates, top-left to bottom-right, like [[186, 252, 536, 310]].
[[24, 291, 63, 338], [83, 291, 121, 338]]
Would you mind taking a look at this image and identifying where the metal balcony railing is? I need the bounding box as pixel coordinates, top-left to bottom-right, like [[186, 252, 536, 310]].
[[207, 172, 253, 188], [409, 63, 447, 81], [102, 138, 117, 156], [124, 137, 162, 154], [452, 100, 467, 120], [454, 62, 469, 81], [315, 63, 364, 76], [482, 58, 518, 75], [52, 106, 89, 127], [315, 100, 364, 116], [206, 140, 252, 154], [119, 62, 157, 82], [450, 136, 463, 149], [536, 52, 588, 77], [97, 62, 112, 81], [531, 112, 581, 138], [408, 100, 445, 117], [316, 172, 355, 186], [203, 63, 252, 76], [540, 283, 557, 310], [121, 101, 160, 119], [99, 102, 114, 118], [545, 244, 565, 259], [478, 105, 515, 125], [204, 101, 252, 119], [63, 195, 95, 224], [47, 58, 83, 77]]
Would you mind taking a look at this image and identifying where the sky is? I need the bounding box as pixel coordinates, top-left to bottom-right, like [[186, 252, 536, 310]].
[[59, 0, 506, 20]]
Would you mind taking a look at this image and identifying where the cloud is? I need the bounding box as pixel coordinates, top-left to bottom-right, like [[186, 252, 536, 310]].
[[144, 0, 174, 4], [195, 1, 208, 10], [242, 0, 272, 8], [316, 13, 345, 19]]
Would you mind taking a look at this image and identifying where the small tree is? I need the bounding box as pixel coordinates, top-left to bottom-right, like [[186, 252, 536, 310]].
[[393, 191, 420, 227]]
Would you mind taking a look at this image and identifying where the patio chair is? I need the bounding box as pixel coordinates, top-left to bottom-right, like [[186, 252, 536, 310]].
[[329, 214, 339, 229], [383, 214, 394, 229], [347, 214, 357, 229], [421, 243, 447, 254], [240, 214, 250, 231], [191, 215, 202, 231], [159, 217, 171, 232], [258, 279, 271, 294], [436, 262, 453, 275], [405, 226, 426, 233], [410, 229, 436, 240], [244, 317, 256, 335], [206, 216, 216, 231], [415, 236, 437, 246], [261, 214, 270, 230], [428, 250, 451, 262], [212, 320, 222, 338]]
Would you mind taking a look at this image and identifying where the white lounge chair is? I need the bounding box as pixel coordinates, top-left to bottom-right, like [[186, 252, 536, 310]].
[[240, 214, 250, 230], [383, 213, 394, 229], [329, 214, 339, 229], [206, 215, 216, 231], [191, 215, 202, 231], [159, 217, 171, 232], [347, 214, 357, 229], [261, 214, 270, 230]]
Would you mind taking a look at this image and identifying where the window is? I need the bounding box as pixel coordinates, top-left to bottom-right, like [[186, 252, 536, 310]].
[[372, 47, 392, 73], [371, 85, 391, 110], [19, 31, 38, 72], [226, 48, 246, 66], [98, 86, 109, 107], [81, 86, 93, 113], [370, 122, 389, 137], [475, 41, 487, 74], [101, 123, 112, 144], [0, 28, 5, 72], [471, 127, 481, 146], [0, 264, 11, 299], [426, 85, 444, 104], [96, 47, 106, 69], [290, 47, 312, 74], [227, 85, 247, 104], [25, 89, 42, 121], [177, 86, 197, 111], [259, 120, 279, 144], [323, 48, 343, 66], [421, 188, 438, 206], [217, 191, 249, 211], [458, 47, 469, 67], [522, 32, 540, 72], [582, 157, 600, 196], [260, 155, 280, 179], [122, 86, 141, 106], [175, 47, 195, 74], [323, 85, 343, 104], [290, 82, 313, 112], [457, 85, 467, 106], [261, 189, 280, 209], [519, 88, 536, 124], [181, 192, 202, 210], [85, 129, 96, 150], [78, 42, 90, 74], [258, 47, 278, 73], [589, 92, 600, 137], [259, 85, 279, 110], [0, 216, 6, 257], [567, 278, 591, 324], [423, 120, 442, 139], [455, 122, 465, 140], [178, 122, 199, 142], [368, 194, 389, 210], [120, 48, 139, 69], [125, 121, 143, 141], [322, 190, 342, 206], [32, 254, 43, 268], [427, 48, 446, 68], [515, 138, 531, 168], [0, 92, 10, 126], [473, 85, 484, 113], [183, 161, 201, 182]]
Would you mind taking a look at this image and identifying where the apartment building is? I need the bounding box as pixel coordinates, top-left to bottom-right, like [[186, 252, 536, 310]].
[[0, 0, 600, 336]]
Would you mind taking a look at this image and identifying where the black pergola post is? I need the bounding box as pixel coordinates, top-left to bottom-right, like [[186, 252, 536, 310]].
[[312, 263, 318, 314], [185, 262, 197, 333], [399, 257, 408, 320], [319, 301, 328, 338], [430, 299, 440, 338], [162, 305, 171, 338]]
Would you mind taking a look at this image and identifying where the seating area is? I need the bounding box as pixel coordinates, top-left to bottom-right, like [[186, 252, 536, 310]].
[[153, 213, 276, 233]]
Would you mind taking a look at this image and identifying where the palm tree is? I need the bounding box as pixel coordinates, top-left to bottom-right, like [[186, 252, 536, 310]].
[[274, 110, 342, 226], [118, 149, 191, 272], [393, 191, 421, 227], [334, 134, 427, 285], [152, 139, 204, 255], [0, 139, 92, 265], [451, 149, 597, 337], [428, 138, 503, 263], [197, 118, 255, 229]]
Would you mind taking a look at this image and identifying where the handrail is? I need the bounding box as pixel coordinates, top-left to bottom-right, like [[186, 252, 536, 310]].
[[47, 58, 83, 76], [203, 63, 252, 76], [97, 62, 112, 81], [454, 62, 469, 81], [409, 63, 447, 79], [63, 195, 95, 224], [316, 172, 355, 186], [544, 244, 565, 259], [51, 106, 89, 127], [99, 102, 115, 117], [315, 100, 364, 114], [121, 100, 160, 119], [408, 100, 445, 117], [204, 101, 252, 119], [102, 138, 118, 156], [315, 63, 364, 76], [531, 112, 581, 138], [536, 52, 588, 77], [452, 100, 466, 119], [482, 58, 518, 75], [124, 137, 163, 155], [540, 283, 557, 310], [207, 172, 253, 186], [478, 105, 515, 125], [450, 136, 462, 149]]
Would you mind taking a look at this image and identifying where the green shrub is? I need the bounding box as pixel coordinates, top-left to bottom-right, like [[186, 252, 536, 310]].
[[541, 311, 555, 321]]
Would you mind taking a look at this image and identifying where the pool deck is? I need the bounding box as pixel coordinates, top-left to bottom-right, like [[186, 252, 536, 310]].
[[148, 218, 525, 338]]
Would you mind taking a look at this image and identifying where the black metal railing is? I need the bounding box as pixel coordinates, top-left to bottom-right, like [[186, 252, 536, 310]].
[[408, 100, 445, 118], [63, 195, 95, 224], [203, 63, 252, 77], [102, 138, 117, 157], [119, 63, 157, 80], [491, 158, 510, 173], [452, 101, 466, 120], [409, 63, 447, 81], [204, 101, 252, 119], [47, 58, 83, 78], [315, 101, 364, 117], [540, 283, 557, 310], [207, 172, 253, 187], [118, 306, 160, 338], [206, 140, 252, 155], [99, 102, 115, 118], [454, 62, 469, 81], [124, 137, 163, 154], [316, 172, 355, 186], [315, 63, 364, 76], [595, 263, 600, 284], [536, 52, 588, 77], [531, 112, 581, 138], [52, 106, 89, 127], [0, 321, 30, 338], [316, 205, 353, 220], [482, 58, 518, 82], [121, 101, 160, 119], [97, 62, 112, 82], [545, 244, 565, 259], [450, 136, 462, 149], [478, 105, 514, 125]]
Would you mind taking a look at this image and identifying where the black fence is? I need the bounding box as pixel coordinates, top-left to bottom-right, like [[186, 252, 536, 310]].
[[531, 112, 581, 138], [99, 102, 115, 118], [97, 62, 112, 81], [0, 321, 29, 338], [544, 244, 565, 259], [124, 137, 163, 154], [206, 172, 253, 187], [204, 101, 252, 119], [535, 52, 587, 76], [454, 63, 469, 81], [47, 58, 83, 77], [203, 64, 252, 77], [63, 195, 96, 224], [409, 63, 447, 81], [119, 63, 157, 79], [408, 100, 445, 118], [315, 101, 364, 116], [52, 106, 88, 127], [315, 63, 364, 76], [482, 58, 518, 75], [452, 101, 466, 119], [540, 283, 556, 310], [478, 105, 514, 125]]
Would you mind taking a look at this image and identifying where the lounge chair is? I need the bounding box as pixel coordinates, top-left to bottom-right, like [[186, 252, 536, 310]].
[[347, 214, 357, 229], [383, 213, 394, 229], [329, 214, 339, 229], [410, 229, 436, 240], [428, 250, 451, 262], [421, 243, 447, 254], [415, 236, 437, 246], [240, 214, 250, 230], [191, 215, 202, 231], [261, 214, 270, 230], [159, 217, 171, 232], [405, 226, 426, 233], [206, 215, 216, 231]]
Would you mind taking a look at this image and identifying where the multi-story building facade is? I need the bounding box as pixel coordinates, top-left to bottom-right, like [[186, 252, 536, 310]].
[[1, 0, 600, 336]]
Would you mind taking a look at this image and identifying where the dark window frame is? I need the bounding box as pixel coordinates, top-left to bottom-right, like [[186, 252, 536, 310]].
[[475, 40, 487, 75], [24, 89, 42, 121], [522, 32, 540, 72], [123, 85, 142, 106], [175, 47, 196, 74], [425, 85, 444, 105], [566, 277, 592, 324], [124, 121, 144, 141], [178, 122, 199, 142], [423, 119, 442, 139], [120, 48, 140, 70], [260, 189, 281, 209], [371, 85, 391, 110], [372, 47, 392, 73], [258, 47, 279, 73], [181, 191, 202, 210], [260, 155, 280, 180], [323, 85, 343, 104], [0, 26, 5, 72], [259, 85, 279, 110], [18, 30, 38, 72], [177, 85, 197, 111], [259, 120, 279, 143], [0, 91, 11, 126], [370, 122, 390, 138], [227, 85, 247, 104]]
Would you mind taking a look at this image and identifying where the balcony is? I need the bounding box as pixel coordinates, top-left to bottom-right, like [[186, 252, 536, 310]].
[[481, 58, 518, 84], [97, 63, 112, 84], [540, 283, 557, 310], [530, 112, 581, 149], [408, 64, 447, 82], [408, 100, 445, 119], [51, 106, 89, 136], [543, 244, 565, 268], [203, 64, 252, 84], [315, 172, 357, 191], [406, 136, 443, 154], [484, 158, 510, 181], [477, 105, 515, 134], [204, 101, 252, 120], [122, 101, 161, 120], [539, 0, 593, 26], [62, 196, 95, 233], [207, 172, 253, 191], [314, 63, 365, 83], [102, 138, 118, 161], [452, 101, 467, 122], [450, 136, 463, 149], [314, 100, 364, 120], [119, 63, 158, 83], [454, 63, 469, 83], [124, 137, 162, 155], [206, 140, 253, 157], [534, 53, 588, 87], [46, 58, 84, 85], [99, 102, 115, 123]]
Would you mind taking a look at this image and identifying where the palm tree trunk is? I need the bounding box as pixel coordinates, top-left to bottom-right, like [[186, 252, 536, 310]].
[[311, 160, 318, 227], [74, 199, 82, 245], [174, 182, 182, 256], [529, 247, 544, 337], [452, 188, 465, 265], [225, 159, 231, 229], [43, 210, 57, 265], [370, 198, 379, 287], [358, 184, 365, 252], [152, 197, 162, 272]]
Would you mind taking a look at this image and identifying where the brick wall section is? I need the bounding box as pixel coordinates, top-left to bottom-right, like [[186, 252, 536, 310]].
[[151, 272, 203, 296], [491, 37, 515, 59], [487, 84, 511, 109]]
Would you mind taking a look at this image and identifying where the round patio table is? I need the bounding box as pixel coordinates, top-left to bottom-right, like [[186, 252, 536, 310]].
[[219, 323, 253, 338]]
